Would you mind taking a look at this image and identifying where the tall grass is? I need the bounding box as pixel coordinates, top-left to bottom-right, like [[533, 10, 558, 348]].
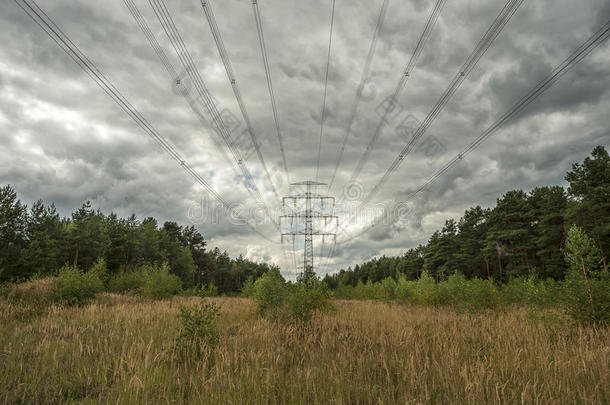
[[0, 295, 608, 404]]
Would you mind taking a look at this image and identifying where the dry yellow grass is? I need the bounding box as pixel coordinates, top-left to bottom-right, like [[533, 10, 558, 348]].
[[0, 294, 608, 404]]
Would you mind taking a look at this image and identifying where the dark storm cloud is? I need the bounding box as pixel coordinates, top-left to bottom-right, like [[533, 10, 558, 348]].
[[1, 0, 608, 277]]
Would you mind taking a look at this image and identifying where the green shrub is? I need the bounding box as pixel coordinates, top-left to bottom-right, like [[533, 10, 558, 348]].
[[177, 302, 220, 344], [141, 263, 182, 299], [89, 257, 109, 285], [334, 281, 356, 299], [285, 282, 333, 323], [526, 277, 563, 307], [176, 302, 221, 357], [395, 275, 416, 301], [53, 265, 103, 306], [252, 269, 288, 318], [411, 271, 439, 306], [563, 225, 609, 324], [353, 280, 367, 300], [198, 282, 219, 298], [500, 276, 529, 305], [462, 277, 500, 310], [107, 267, 147, 294], [240, 277, 256, 297], [252, 269, 333, 323], [376, 277, 397, 300]]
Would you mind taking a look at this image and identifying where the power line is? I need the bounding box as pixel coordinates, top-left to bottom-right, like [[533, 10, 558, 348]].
[[315, 0, 336, 182], [123, 0, 177, 78], [327, 0, 390, 192], [14, 0, 273, 242], [327, 20, 610, 267], [349, 0, 525, 217], [199, 0, 281, 200], [252, 0, 290, 184], [130, 0, 292, 267], [337, 0, 446, 204], [407, 21, 610, 200], [123, 0, 241, 186], [148, 0, 281, 231]]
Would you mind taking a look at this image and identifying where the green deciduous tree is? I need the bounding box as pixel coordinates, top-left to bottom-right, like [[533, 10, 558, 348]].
[[565, 145, 610, 269], [563, 225, 609, 324]]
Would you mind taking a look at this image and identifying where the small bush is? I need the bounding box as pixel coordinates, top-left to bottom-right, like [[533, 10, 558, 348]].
[[252, 269, 333, 323], [377, 277, 397, 300], [395, 275, 416, 301], [462, 277, 500, 310], [333, 281, 356, 299], [411, 271, 439, 306], [89, 257, 109, 285], [141, 263, 182, 299], [240, 277, 256, 297], [177, 302, 221, 344], [53, 266, 103, 306], [198, 282, 219, 298], [107, 267, 147, 294], [500, 277, 529, 305], [563, 225, 609, 324], [252, 269, 288, 318], [285, 282, 333, 323], [176, 302, 221, 357]]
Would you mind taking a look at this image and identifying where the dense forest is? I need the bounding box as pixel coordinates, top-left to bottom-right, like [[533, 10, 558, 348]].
[[0, 190, 276, 293], [324, 145, 609, 287]]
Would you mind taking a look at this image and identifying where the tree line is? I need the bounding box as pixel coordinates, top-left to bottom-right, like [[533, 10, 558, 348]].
[[0, 190, 276, 293], [324, 146, 609, 287]]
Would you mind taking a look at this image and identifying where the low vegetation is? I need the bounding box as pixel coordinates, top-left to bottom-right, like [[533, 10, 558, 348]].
[[1, 294, 608, 404], [251, 268, 333, 323]]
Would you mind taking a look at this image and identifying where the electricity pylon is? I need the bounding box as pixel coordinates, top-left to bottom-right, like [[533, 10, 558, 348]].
[[281, 181, 337, 281]]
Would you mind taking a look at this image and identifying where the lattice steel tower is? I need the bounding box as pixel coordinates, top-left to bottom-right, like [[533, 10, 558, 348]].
[[281, 181, 337, 278]]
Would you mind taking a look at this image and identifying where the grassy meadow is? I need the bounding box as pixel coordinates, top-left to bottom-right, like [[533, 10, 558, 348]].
[[1, 280, 608, 404]]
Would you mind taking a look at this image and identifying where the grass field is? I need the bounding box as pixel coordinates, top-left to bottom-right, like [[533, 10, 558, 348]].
[[1, 283, 608, 404]]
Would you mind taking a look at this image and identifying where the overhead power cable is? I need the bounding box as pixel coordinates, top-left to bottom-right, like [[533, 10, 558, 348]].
[[315, 0, 336, 182], [339, 0, 447, 201], [123, 0, 237, 174], [327, 0, 390, 192], [405, 21, 610, 201], [328, 19, 610, 266], [199, 0, 281, 200], [148, 0, 280, 231], [350, 0, 525, 217], [252, 0, 290, 184], [14, 0, 273, 241]]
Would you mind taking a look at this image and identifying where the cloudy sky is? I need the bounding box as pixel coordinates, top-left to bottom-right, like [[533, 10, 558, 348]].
[[1, 0, 609, 279]]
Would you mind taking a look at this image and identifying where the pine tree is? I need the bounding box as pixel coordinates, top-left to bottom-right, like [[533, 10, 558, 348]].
[[528, 186, 568, 279], [455, 206, 489, 278], [0, 185, 28, 280], [484, 190, 535, 281], [25, 200, 64, 277], [67, 202, 110, 269]]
